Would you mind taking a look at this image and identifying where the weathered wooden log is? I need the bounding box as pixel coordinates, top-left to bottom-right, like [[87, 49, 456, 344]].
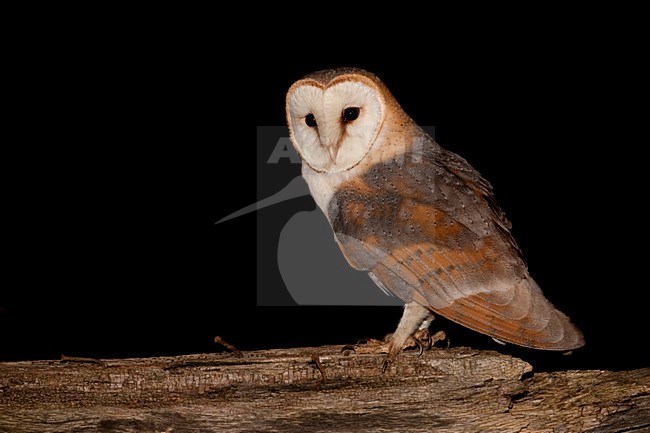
[[0, 345, 648, 432]]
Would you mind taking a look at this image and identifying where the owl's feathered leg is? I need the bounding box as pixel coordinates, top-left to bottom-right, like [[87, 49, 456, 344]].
[[387, 302, 432, 350], [381, 302, 434, 371]]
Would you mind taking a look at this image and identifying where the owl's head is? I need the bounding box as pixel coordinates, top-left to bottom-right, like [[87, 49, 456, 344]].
[[286, 68, 401, 173]]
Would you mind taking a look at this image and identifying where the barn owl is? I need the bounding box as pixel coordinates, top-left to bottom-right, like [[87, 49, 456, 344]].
[[286, 68, 584, 366]]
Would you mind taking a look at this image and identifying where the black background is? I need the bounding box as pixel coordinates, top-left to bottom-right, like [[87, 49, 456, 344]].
[[3, 30, 646, 372]]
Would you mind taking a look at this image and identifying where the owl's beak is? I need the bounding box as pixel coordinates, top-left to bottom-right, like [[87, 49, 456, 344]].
[[319, 123, 341, 164], [327, 145, 339, 165]]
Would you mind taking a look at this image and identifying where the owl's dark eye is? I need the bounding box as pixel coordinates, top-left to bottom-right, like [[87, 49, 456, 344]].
[[305, 114, 317, 127], [342, 107, 360, 122]]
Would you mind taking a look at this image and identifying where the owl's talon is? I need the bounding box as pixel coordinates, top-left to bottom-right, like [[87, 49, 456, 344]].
[[415, 338, 424, 357], [381, 359, 391, 374], [413, 328, 433, 351], [424, 335, 433, 350], [340, 345, 356, 353]]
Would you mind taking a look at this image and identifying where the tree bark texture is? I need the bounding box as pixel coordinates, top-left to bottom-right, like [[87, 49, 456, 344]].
[[0, 345, 648, 432]]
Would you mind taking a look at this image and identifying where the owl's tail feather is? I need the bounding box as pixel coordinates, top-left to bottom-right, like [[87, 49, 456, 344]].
[[432, 277, 585, 351]]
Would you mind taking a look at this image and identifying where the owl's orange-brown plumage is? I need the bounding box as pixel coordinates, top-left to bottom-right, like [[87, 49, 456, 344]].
[[330, 142, 583, 350], [286, 68, 584, 352]]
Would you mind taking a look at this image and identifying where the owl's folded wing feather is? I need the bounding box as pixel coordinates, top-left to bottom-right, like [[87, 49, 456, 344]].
[[331, 146, 584, 350]]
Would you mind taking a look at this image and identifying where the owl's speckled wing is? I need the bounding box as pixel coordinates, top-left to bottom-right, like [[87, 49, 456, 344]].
[[329, 134, 584, 350]]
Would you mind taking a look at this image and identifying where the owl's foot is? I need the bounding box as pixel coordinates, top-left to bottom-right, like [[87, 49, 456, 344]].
[[341, 303, 447, 372], [381, 329, 447, 372], [404, 328, 447, 355], [340, 329, 447, 372]]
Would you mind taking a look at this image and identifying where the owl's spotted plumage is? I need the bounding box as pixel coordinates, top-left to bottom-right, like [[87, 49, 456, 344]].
[[286, 68, 584, 362]]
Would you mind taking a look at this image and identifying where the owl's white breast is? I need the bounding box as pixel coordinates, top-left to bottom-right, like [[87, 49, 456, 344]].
[[302, 164, 358, 217], [301, 125, 415, 218]]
